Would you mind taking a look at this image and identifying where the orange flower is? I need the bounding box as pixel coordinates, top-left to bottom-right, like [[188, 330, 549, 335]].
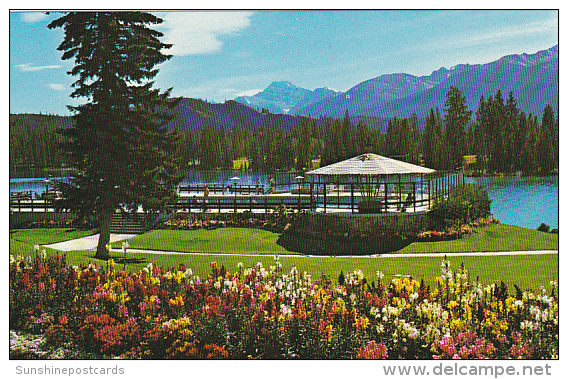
[[58, 315, 68, 325]]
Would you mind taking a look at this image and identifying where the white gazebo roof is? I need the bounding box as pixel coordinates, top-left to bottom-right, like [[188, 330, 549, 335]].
[[306, 153, 436, 176]]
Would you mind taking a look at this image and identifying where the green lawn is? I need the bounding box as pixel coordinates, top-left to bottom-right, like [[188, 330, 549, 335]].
[[398, 224, 558, 253], [111, 228, 300, 255], [24, 248, 557, 292], [10, 228, 97, 246], [111, 224, 558, 255], [9, 225, 559, 291]]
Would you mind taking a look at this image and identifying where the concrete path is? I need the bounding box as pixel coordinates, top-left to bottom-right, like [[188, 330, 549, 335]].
[[108, 249, 556, 258], [43, 233, 136, 252], [42, 235, 558, 258]]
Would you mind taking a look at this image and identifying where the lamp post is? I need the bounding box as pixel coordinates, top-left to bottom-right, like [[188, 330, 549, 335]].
[[295, 175, 304, 211], [121, 241, 129, 271], [44, 179, 50, 196], [44, 178, 50, 211], [230, 177, 240, 213]]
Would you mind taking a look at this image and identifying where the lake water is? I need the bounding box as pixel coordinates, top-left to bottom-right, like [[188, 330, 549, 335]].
[[10, 172, 558, 230], [465, 176, 558, 230]]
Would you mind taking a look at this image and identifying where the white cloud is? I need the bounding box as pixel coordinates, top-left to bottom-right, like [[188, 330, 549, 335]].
[[462, 18, 557, 46], [158, 11, 254, 56], [20, 12, 49, 23], [48, 83, 66, 91], [235, 89, 263, 97], [15, 63, 61, 72]]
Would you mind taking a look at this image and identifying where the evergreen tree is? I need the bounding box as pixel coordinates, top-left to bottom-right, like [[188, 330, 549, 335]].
[[296, 119, 313, 170], [443, 87, 471, 169], [265, 124, 286, 171], [488, 91, 505, 172], [341, 110, 354, 159], [354, 120, 370, 156], [218, 125, 232, 169], [408, 114, 421, 164], [504, 91, 520, 172], [519, 112, 538, 175], [539, 104, 556, 174], [320, 118, 334, 166], [199, 124, 220, 170], [49, 12, 182, 259], [251, 128, 263, 171]]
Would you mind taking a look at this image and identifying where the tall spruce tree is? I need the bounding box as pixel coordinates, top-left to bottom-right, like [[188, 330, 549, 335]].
[[539, 104, 556, 174], [504, 92, 520, 172], [489, 91, 505, 172], [49, 12, 182, 259], [443, 87, 471, 169]]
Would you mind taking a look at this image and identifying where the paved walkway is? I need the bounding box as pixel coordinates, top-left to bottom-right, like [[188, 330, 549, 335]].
[[42, 233, 558, 258], [44, 233, 135, 252]]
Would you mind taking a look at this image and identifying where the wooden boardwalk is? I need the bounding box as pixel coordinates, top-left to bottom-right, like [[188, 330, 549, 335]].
[[10, 188, 433, 215]]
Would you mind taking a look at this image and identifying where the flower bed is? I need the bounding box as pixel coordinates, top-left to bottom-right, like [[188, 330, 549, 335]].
[[10, 252, 558, 359], [415, 217, 499, 242], [161, 206, 299, 233], [23, 218, 76, 229]]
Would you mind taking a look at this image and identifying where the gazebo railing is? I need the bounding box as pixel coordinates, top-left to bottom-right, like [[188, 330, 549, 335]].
[[309, 170, 465, 214]]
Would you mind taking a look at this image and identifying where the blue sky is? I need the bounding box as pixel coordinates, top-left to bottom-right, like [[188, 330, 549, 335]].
[[9, 9, 558, 115]]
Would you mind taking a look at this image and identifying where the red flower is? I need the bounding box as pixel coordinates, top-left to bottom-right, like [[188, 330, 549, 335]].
[[357, 340, 388, 359]]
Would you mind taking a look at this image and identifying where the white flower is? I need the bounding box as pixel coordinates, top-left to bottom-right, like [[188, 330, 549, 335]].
[[121, 241, 129, 252], [376, 271, 385, 280], [34, 244, 40, 252]]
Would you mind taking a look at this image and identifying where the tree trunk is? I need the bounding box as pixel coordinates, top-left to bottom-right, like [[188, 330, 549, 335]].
[[95, 209, 113, 260]]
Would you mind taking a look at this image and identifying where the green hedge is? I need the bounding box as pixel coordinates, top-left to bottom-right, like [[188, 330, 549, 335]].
[[430, 184, 491, 228]]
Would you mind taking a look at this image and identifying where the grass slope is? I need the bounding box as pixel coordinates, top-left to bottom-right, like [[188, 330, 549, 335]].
[[112, 228, 299, 255], [28, 249, 557, 292], [9, 225, 558, 291], [10, 228, 97, 246], [398, 224, 558, 253], [111, 224, 558, 255]]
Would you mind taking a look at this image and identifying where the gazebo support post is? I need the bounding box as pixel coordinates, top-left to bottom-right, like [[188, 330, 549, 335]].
[[384, 182, 388, 213], [351, 183, 355, 213], [413, 182, 416, 212], [323, 182, 327, 213], [428, 177, 431, 209], [398, 174, 402, 211], [337, 176, 340, 209], [420, 174, 424, 206]]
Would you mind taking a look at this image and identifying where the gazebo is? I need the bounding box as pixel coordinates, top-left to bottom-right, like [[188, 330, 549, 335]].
[[306, 153, 462, 214]]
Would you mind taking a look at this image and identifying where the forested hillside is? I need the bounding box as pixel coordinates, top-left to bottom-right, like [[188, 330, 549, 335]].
[[10, 88, 558, 176]]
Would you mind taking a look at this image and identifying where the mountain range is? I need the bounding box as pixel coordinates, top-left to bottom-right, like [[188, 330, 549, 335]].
[[235, 45, 558, 120], [235, 82, 339, 115], [10, 45, 557, 134]]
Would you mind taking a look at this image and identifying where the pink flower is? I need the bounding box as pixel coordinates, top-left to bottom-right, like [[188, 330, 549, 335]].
[[357, 340, 388, 359]]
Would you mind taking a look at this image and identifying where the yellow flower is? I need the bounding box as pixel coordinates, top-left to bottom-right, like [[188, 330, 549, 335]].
[[325, 324, 333, 341]]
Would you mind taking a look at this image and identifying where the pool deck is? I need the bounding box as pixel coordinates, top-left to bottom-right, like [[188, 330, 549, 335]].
[[10, 190, 432, 215]]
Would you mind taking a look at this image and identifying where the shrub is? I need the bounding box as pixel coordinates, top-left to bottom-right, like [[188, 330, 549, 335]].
[[537, 223, 550, 233], [430, 184, 491, 228]]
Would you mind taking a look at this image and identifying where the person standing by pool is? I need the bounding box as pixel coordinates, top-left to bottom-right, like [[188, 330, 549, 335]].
[[270, 178, 276, 194], [203, 184, 210, 212]]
